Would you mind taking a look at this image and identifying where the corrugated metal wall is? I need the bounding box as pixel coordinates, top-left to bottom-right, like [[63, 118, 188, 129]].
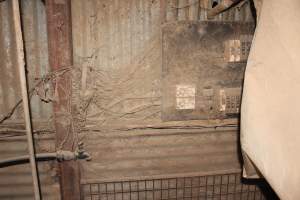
[[0, 0, 59, 199], [0, 0, 254, 198], [72, 0, 161, 126], [0, 0, 52, 121], [81, 126, 241, 182], [0, 135, 59, 200], [71, 0, 254, 184]]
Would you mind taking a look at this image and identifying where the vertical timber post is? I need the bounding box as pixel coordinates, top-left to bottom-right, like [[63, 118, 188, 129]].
[[45, 0, 81, 199]]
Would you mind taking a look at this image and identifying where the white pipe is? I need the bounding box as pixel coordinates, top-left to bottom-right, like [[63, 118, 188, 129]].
[[12, 0, 41, 199]]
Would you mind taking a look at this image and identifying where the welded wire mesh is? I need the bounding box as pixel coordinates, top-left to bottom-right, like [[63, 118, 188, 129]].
[[81, 173, 268, 200]]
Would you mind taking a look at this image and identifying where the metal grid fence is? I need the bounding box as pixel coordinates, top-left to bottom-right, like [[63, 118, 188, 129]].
[[81, 173, 270, 200]]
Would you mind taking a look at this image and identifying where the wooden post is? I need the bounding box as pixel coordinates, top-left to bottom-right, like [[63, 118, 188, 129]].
[[45, 0, 81, 199]]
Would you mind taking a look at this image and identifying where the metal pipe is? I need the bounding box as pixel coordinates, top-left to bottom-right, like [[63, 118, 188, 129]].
[[207, 0, 243, 19], [12, 0, 41, 199]]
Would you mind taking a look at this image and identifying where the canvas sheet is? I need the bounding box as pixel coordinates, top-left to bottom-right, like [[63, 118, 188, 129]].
[[241, 0, 300, 199]]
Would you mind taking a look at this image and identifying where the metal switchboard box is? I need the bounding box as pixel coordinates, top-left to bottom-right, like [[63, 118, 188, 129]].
[[162, 21, 255, 121]]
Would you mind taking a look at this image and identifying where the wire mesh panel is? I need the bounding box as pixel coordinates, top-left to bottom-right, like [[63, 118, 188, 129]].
[[81, 173, 269, 200]]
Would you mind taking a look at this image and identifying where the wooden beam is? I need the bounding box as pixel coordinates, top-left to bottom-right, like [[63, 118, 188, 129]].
[[45, 0, 81, 199]]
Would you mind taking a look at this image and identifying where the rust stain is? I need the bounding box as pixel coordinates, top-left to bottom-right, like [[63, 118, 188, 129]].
[[0, 0, 58, 199], [46, 0, 80, 199]]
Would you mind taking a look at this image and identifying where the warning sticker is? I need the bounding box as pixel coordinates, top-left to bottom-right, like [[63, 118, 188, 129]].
[[176, 85, 196, 110]]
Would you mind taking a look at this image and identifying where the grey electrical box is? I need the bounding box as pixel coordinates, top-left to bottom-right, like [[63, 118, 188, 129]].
[[162, 21, 255, 121]]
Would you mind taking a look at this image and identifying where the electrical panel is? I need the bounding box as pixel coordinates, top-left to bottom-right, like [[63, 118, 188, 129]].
[[162, 21, 255, 121]]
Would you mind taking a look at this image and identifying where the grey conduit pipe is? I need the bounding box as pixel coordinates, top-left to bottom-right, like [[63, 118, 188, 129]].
[[12, 0, 41, 199]]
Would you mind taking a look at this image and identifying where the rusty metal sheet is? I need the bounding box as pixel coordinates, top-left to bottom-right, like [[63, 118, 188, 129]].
[[71, 0, 254, 126], [0, 0, 257, 199], [71, 0, 162, 127], [162, 21, 254, 121], [80, 127, 242, 182], [0, 0, 52, 123], [71, 0, 255, 185], [0, 134, 60, 200], [0, 0, 59, 199]]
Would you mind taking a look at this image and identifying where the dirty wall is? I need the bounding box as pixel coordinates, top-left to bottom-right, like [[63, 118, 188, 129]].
[[0, 0, 254, 199], [0, 0, 59, 199], [71, 0, 254, 183]]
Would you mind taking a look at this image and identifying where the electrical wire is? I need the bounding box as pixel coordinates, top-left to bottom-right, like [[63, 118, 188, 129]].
[[0, 67, 71, 124]]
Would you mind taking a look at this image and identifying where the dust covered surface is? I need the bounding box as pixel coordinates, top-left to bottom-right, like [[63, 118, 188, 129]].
[[162, 21, 255, 121], [70, 0, 254, 183]]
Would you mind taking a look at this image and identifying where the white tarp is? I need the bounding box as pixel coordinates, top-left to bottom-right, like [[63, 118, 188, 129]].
[[241, 0, 300, 199]]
